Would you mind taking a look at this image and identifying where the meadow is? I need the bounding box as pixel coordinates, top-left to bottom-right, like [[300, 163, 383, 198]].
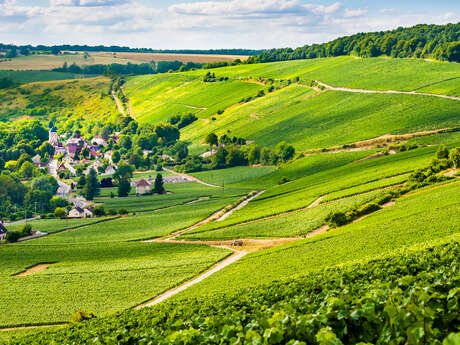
[[189, 166, 276, 187], [92, 51, 248, 63], [0, 70, 85, 83]]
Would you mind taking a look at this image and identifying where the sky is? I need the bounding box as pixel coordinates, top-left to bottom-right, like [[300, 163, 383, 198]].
[[1, 0, 459, 49]]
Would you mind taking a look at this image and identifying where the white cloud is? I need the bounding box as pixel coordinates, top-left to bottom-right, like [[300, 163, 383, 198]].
[[50, 0, 130, 7]]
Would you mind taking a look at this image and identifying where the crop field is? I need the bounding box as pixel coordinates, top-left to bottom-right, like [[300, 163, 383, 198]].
[[0, 241, 230, 327], [180, 180, 460, 297], [96, 182, 248, 212], [0, 70, 85, 83], [185, 56, 460, 93], [0, 53, 140, 71], [190, 166, 276, 187], [182, 189, 385, 240], [125, 75, 264, 123], [92, 51, 249, 63], [182, 85, 460, 151], [6, 217, 117, 234], [35, 195, 243, 243], [195, 146, 436, 231]]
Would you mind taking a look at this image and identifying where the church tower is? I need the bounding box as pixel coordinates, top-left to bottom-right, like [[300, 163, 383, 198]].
[[49, 127, 58, 145]]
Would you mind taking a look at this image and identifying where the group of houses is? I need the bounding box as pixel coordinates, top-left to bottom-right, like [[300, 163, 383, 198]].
[[48, 128, 119, 176], [68, 206, 94, 218]]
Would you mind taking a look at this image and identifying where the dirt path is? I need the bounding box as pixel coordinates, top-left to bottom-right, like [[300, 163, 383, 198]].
[[135, 250, 247, 309], [120, 86, 133, 117], [15, 263, 53, 277], [162, 167, 220, 188], [217, 190, 265, 221], [175, 104, 208, 110], [316, 81, 460, 101], [111, 90, 126, 116]]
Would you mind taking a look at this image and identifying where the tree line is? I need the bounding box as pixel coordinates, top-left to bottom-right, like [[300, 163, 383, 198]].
[[0, 43, 261, 56], [247, 23, 460, 63]]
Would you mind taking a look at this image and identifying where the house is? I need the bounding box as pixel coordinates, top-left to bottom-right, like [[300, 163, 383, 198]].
[[104, 150, 113, 162], [64, 162, 76, 176], [57, 163, 67, 174], [89, 148, 102, 158], [32, 154, 41, 165], [84, 160, 103, 175], [92, 136, 107, 147], [0, 223, 7, 241], [104, 165, 116, 175], [135, 179, 151, 195], [66, 143, 79, 156], [53, 142, 66, 155], [68, 206, 92, 218]]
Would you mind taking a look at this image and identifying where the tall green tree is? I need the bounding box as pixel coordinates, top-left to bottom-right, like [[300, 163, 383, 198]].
[[153, 173, 165, 194], [83, 169, 99, 200], [114, 162, 134, 197]]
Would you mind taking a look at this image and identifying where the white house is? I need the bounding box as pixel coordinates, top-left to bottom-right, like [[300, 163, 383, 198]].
[[68, 206, 93, 218], [136, 179, 151, 195], [104, 165, 116, 175], [49, 128, 58, 145], [0, 223, 7, 241]]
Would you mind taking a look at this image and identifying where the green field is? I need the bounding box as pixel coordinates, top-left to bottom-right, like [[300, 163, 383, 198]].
[[0, 241, 229, 327], [6, 217, 117, 234], [0, 70, 87, 83], [190, 166, 276, 187]]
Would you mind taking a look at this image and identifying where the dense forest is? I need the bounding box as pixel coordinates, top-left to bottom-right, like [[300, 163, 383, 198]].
[[0, 44, 261, 56], [247, 23, 460, 63]]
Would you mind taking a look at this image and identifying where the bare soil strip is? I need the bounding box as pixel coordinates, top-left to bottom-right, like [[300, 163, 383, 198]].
[[316, 81, 460, 101], [15, 263, 53, 277], [162, 167, 220, 188], [217, 190, 265, 221]]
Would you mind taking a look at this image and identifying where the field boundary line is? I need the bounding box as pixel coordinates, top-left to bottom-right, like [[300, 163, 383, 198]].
[[316, 80, 460, 101]]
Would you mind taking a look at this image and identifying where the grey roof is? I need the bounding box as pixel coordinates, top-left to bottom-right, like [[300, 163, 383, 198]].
[[0, 223, 7, 234], [50, 127, 57, 133]]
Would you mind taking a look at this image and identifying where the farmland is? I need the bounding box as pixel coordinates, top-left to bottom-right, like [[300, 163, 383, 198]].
[[1, 49, 460, 345]]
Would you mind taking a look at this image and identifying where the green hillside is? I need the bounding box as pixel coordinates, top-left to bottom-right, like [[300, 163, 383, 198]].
[[1, 50, 460, 345]]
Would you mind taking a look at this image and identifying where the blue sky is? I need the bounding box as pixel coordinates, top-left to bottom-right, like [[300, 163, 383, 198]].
[[1, 0, 459, 49]]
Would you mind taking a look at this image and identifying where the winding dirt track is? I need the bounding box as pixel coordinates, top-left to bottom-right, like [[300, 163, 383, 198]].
[[316, 81, 460, 101], [162, 167, 221, 188]]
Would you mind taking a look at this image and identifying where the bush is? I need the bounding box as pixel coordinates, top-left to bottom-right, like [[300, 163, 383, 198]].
[[93, 205, 105, 217], [70, 310, 96, 323], [118, 208, 128, 215], [108, 209, 118, 216], [326, 211, 349, 228], [356, 202, 381, 216], [6, 231, 21, 242], [54, 207, 67, 219]]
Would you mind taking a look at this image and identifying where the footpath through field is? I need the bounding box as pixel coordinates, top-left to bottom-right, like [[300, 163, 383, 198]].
[[315, 80, 460, 101]]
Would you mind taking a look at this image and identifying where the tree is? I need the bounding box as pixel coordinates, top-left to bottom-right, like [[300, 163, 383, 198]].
[[54, 207, 67, 219], [49, 197, 69, 211], [19, 161, 34, 178], [114, 162, 134, 197], [119, 135, 132, 150], [248, 145, 261, 165], [155, 124, 180, 144], [77, 175, 86, 188], [112, 150, 121, 164], [205, 133, 218, 151], [436, 145, 449, 159], [83, 169, 99, 200], [93, 205, 105, 217], [31, 176, 58, 195], [153, 173, 165, 194], [226, 147, 246, 167], [170, 141, 188, 161], [276, 142, 296, 163], [211, 147, 228, 169], [449, 148, 460, 169], [260, 147, 272, 165]]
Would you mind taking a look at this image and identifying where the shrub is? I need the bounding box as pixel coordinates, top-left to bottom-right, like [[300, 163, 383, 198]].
[[54, 207, 67, 219], [6, 231, 21, 242], [108, 209, 117, 216], [70, 310, 96, 323], [325, 211, 349, 228], [356, 202, 381, 216], [118, 208, 128, 215], [93, 205, 105, 217]]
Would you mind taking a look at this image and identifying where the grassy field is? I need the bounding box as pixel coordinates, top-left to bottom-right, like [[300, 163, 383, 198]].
[[180, 180, 460, 297], [96, 182, 248, 212], [0, 241, 230, 327], [0, 76, 118, 125], [125, 74, 264, 123], [6, 217, 117, 234], [190, 166, 276, 187], [0, 70, 86, 83]]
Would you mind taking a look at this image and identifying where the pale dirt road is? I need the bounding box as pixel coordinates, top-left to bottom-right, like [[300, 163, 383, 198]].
[[316, 81, 460, 101], [162, 167, 220, 188]]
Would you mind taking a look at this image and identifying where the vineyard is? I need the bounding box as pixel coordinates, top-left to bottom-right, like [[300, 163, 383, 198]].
[[1, 50, 459, 344]]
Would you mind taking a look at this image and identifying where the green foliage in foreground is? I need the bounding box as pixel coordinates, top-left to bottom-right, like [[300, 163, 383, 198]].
[[9, 240, 459, 345], [0, 70, 81, 83]]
